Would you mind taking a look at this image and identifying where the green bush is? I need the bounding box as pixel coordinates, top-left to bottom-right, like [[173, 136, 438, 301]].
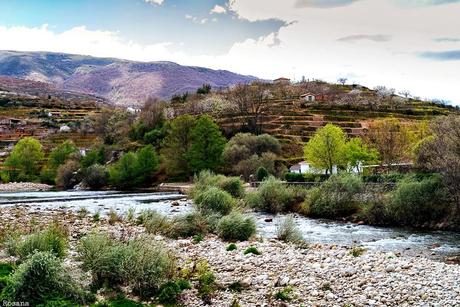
[[78, 233, 175, 297], [193, 187, 236, 215], [275, 286, 294, 302], [243, 191, 263, 208], [388, 175, 448, 226], [308, 174, 363, 218], [9, 224, 68, 261], [168, 211, 209, 239], [192, 171, 244, 198], [217, 212, 256, 241], [276, 214, 303, 244], [0, 263, 14, 293], [256, 166, 269, 181], [219, 177, 245, 198], [243, 246, 260, 255], [56, 160, 80, 189], [284, 172, 305, 182], [255, 177, 298, 213], [138, 210, 172, 235], [197, 270, 217, 304], [123, 238, 176, 298], [0, 251, 90, 306], [77, 233, 129, 287], [83, 164, 109, 189], [157, 281, 181, 304], [226, 243, 237, 251]]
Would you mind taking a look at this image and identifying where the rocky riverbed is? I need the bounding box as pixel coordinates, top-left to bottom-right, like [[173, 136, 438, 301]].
[[1, 206, 459, 306], [0, 182, 53, 192]]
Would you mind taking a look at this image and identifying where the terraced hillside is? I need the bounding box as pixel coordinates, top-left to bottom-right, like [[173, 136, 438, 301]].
[[220, 99, 453, 144], [0, 77, 102, 157]]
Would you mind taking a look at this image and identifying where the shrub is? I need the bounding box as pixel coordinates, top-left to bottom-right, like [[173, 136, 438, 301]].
[[388, 176, 448, 226], [122, 238, 176, 298], [244, 191, 263, 208], [193, 187, 236, 215], [275, 286, 294, 302], [219, 177, 245, 198], [243, 246, 260, 255], [192, 171, 244, 198], [197, 270, 217, 304], [256, 166, 269, 181], [226, 243, 237, 251], [77, 233, 128, 287], [157, 281, 181, 305], [228, 281, 244, 292], [284, 172, 305, 182], [138, 210, 171, 235], [255, 177, 297, 213], [350, 246, 366, 257], [56, 160, 80, 189], [217, 212, 256, 241], [308, 174, 363, 218], [9, 224, 68, 260], [83, 164, 109, 189], [0, 263, 14, 293], [1, 251, 90, 305], [276, 214, 303, 244], [168, 211, 209, 238], [78, 233, 175, 296]]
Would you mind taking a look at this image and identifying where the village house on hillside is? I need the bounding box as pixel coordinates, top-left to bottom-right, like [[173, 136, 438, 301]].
[[290, 161, 364, 175], [300, 93, 329, 102], [273, 77, 291, 85]]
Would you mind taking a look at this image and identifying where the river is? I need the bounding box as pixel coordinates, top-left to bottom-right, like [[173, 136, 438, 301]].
[[1, 190, 459, 259]]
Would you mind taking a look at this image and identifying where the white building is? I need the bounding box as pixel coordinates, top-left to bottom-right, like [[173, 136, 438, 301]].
[[290, 161, 364, 175], [289, 161, 338, 175], [300, 93, 316, 102]]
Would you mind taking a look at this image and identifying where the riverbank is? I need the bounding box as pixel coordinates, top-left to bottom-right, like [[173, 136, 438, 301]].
[[0, 182, 53, 192], [0, 206, 459, 306]]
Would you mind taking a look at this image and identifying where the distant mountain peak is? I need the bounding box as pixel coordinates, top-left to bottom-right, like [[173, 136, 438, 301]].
[[0, 50, 257, 106]]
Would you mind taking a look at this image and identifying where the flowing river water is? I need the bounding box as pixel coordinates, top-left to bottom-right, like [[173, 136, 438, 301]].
[[1, 190, 459, 259]]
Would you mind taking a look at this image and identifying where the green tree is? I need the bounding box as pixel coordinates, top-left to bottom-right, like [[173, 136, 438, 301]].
[[343, 137, 378, 172], [136, 145, 159, 183], [109, 146, 159, 189], [161, 115, 197, 179], [1, 137, 44, 182], [188, 115, 226, 173], [304, 124, 346, 174], [49, 140, 78, 169]]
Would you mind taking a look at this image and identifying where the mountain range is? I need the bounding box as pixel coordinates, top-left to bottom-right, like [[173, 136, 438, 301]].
[[0, 50, 257, 106]]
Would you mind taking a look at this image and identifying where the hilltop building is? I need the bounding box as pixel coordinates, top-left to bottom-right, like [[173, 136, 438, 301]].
[[273, 77, 291, 85]]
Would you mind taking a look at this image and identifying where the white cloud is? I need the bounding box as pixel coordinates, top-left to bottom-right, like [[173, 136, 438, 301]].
[[144, 0, 164, 5], [210, 4, 227, 14]]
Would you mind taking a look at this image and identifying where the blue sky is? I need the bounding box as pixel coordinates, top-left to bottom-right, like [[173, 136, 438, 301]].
[[0, 0, 459, 104], [0, 0, 285, 54]]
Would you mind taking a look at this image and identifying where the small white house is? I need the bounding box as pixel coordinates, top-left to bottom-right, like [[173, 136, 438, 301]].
[[59, 125, 71, 133], [290, 161, 364, 175], [289, 161, 338, 175], [300, 93, 316, 102]]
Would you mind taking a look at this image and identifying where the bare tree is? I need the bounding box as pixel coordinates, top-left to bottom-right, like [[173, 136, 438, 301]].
[[416, 115, 460, 217], [226, 82, 271, 134], [337, 78, 348, 85], [398, 90, 411, 99]]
